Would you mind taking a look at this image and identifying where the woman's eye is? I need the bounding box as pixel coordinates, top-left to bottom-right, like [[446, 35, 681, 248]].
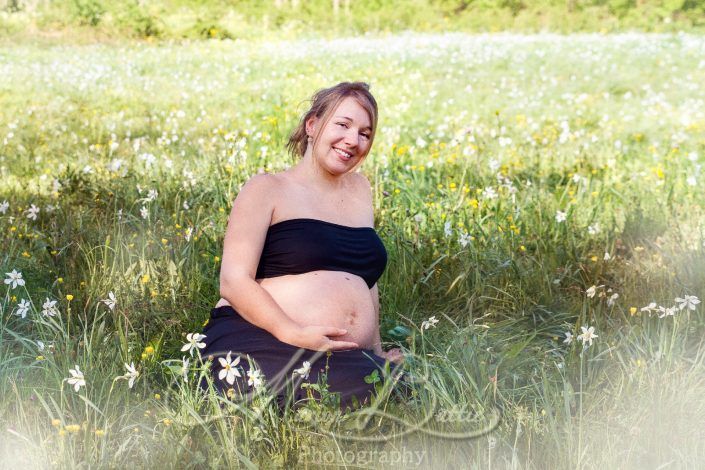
[[361, 134, 370, 139], [337, 123, 348, 128]]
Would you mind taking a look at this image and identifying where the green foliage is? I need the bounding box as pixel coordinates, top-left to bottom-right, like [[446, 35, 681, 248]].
[[2, 0, 705, 39], [71, 0, 105, 26]]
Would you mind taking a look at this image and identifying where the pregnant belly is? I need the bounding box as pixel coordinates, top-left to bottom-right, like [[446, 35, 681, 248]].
[[217, 271, 378, 348]]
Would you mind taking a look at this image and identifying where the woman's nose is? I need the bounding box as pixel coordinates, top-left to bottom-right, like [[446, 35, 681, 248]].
[[343, 129, 359, 147]]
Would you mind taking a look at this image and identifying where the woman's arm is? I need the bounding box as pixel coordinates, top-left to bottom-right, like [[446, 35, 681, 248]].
[[220, 174, 358, 351]]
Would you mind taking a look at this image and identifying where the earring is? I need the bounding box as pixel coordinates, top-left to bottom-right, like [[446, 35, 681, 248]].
[[307, 135, 313, 144]]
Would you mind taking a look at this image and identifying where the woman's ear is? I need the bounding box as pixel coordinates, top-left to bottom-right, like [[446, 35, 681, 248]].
[[305, 116, 318, 136]]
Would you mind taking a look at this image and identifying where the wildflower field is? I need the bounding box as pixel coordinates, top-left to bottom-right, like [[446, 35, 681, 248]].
[[1, 33, 705, 468]]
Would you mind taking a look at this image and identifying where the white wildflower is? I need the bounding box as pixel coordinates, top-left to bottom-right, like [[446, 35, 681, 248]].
[[108, 158, 125, 173], [124, 362, 139, 389], [657, 306, 678, 318], [482, 186, 497, 200], [181, 333, 207, 357], [675, 295, 700, 311], [26, 204, 40, 221], [0, 200, 8, 214], [607, 293, 619, 307], [66, 365, 86, 392], [147, 189, 158, 202], [640, 302, 657, 313], [577, 326, 598, 347], [218, 351, 242, 385], [182, 200, 190, 210], [140, 206, 148, 219], [603, 252, 611, 261], [247, 368, 264, 388], [587, 223, 600, 235], [4, 269, 25, 289], [555, 210, 567, 223], [563, 331, 574, 344], [458, 232, 472, 248], [41, 298, 59, 317], [293, 361, 311, 380], [14, 298, 31, 318], [101, 291, 116, 311], [421, 315, 439, 330], [586, 285, 597, 298], [444, 221, 452, 237]]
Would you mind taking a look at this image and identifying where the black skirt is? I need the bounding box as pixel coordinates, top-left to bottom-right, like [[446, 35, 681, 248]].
[[200, 305, 405, 411]]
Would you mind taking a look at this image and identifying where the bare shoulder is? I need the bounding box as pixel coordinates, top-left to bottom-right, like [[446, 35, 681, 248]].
[[349, 171, 373, 199], [239, 172, 278, 195]]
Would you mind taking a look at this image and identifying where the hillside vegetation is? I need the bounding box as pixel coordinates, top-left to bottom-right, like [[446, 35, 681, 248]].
[[3, 0, 705, 41]]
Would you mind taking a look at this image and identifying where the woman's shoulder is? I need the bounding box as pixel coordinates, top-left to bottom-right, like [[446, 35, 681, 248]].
[[348, 171, 373, 199], [239, 172, 283, 193]]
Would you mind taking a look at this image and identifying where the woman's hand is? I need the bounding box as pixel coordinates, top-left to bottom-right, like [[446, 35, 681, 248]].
[[278, 325, 359, 352], [379, 347, 405, 365]]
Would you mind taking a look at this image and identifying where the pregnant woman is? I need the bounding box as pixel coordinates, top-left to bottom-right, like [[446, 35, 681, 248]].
[[202, 82, 405, 410]]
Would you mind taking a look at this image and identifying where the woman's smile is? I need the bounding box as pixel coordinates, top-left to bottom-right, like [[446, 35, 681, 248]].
[[333, 147, 354, 161]]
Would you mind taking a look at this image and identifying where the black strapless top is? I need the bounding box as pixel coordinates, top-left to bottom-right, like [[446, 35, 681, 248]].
[[255, 218, 387, 288]]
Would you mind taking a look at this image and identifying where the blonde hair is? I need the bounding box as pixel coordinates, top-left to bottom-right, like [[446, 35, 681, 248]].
[[286, 82, 378, 162]]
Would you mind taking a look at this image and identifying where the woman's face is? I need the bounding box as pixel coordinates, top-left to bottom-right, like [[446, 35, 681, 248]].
[[307, 96, 373, 176]]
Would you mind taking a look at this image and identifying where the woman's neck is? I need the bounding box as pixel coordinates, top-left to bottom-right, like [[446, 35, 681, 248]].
[[290, 150, 348, 192]]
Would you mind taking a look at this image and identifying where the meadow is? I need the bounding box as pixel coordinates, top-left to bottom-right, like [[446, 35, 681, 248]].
[[1, 32, 705, 468]]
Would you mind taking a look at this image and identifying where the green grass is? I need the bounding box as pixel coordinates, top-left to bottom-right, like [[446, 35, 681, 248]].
[[1, 32, 705, 468]]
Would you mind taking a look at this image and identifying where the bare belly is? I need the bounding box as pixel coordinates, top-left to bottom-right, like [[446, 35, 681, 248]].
[[215, 271, 378, 348]]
